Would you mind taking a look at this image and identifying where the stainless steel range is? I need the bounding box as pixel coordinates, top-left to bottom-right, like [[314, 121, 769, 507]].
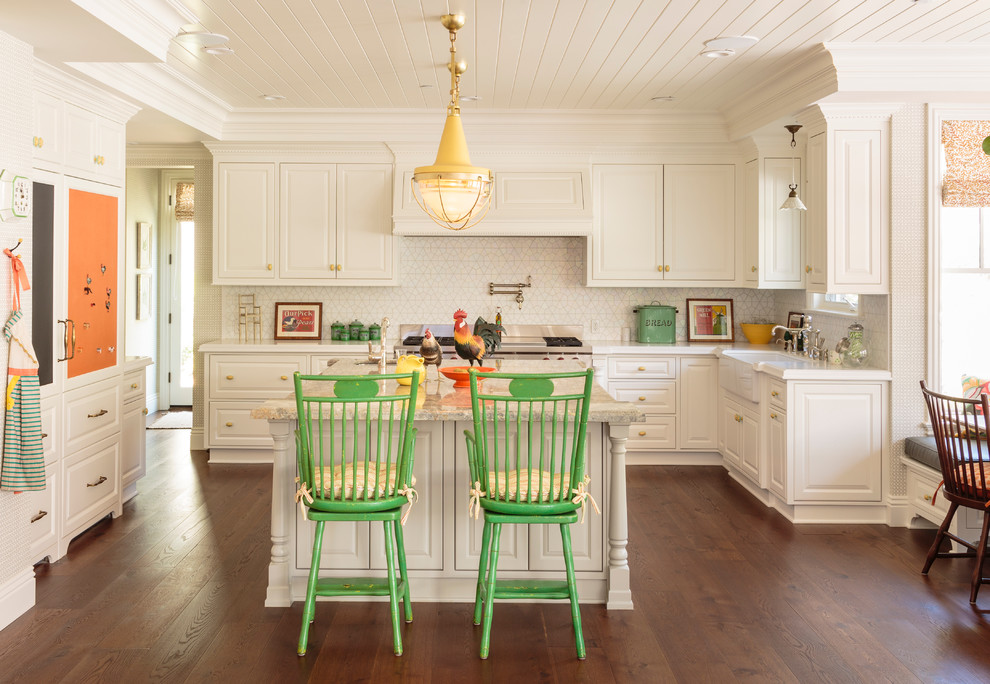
[[394, 323, 591, 361]]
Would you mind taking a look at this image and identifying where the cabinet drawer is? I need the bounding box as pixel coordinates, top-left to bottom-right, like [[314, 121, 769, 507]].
[[209, 402, 274, 447], [41, 400, 58, 467], [906, 464, 949, 519], [628, 416, 676, 450], [209, 355, 306, 398], [611, 381, 676, 413], [64, 382, 120, 452], [122, 370, 145, 403], [63, 438, 119, 532], [25, 472, 57, 555], [608, 357, 676, 379], [768, 380, 786, 410]]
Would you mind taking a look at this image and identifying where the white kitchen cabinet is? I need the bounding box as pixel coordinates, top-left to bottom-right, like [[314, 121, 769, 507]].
[[678, 357, 718, 450], [589, 164, 735, 286], [120, 369, 148, 502], [216, 161, 394, 284], [216, 162, 277, 281], [32, 90, 63, 170], [743, 156, 804, 288], [63, 103, 125, 185], [799, 106, 892, 295], [790, 382, 883, 502], [721, 391, 760, 486], [767, 405, 787, 499]]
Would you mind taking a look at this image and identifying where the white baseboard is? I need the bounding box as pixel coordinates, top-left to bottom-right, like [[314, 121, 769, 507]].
[[190, 427, 205, 451], [626, 451, 722, 466], [0, 567, 35, 632], [207, 447, 273, 464]]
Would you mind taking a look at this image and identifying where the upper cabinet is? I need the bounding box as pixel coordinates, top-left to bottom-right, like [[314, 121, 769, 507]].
[[210, 149, 396, 286], [743, 150, 805, 289], [588, 164, 735, 286], [799, 105, 894, 295]]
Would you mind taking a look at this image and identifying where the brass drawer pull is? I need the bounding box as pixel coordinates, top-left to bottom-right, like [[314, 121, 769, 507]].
[[734, 414, 743, 423], [86, 475, 108, 488], [638, 396, 646, 401], [142, 408, 149, 415], [337, 264, 342, 271], [770, 412, 778, 420], [30, 510, 48, 523], [330, 264, 335, 271], [131, 382, 139, 389], [226, 375, 234, 380], [806, 265, 812, 273], [267, 264, 273, 270], [771, 391, 779, 398], [923, 494, 932, 502], [225, 422, 233, 427], [638, 431, 646, 436], [638, 366, 646, 371], [41, 432, 48, 439], [87, 409, 108, 418], [751, 265, 757, 272], [280, 375, 288, 380]]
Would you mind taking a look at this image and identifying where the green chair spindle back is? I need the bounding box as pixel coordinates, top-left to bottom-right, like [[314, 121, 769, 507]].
[[294, 372, 418, 511], [467, 368, 595, 515]]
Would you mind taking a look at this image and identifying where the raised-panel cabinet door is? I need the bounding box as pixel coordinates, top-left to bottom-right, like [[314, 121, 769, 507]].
[[767, 409, 787, 499], [720, 397, 742, 468], [663, 164, 735, 281], [94, 117, 125, 184], [216, 163, 276, 281], [120, 399, 146, 492], [762, 158, 804, 286], [792, 383, 882, 502], [739, 407, 760, 486], [335, 164, 393, 280], [743, 159, 759, 285], [33, 91, 62, 168], [831, 129, 886, 291], [805, 132, 827, 292], [591, 165, 663, 281], [63, 104, 97, 176], [279, 164, 336, 279], [678, 357, 717, 450]]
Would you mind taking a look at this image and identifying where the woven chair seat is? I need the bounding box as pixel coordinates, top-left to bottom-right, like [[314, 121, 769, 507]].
[[484, 468, 575, 502], [312, 462, 414, 500]]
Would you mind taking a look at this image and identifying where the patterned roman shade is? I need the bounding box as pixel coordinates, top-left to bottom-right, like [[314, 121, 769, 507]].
[[942, 120, 990, 207], [174, 182, 195, 220]]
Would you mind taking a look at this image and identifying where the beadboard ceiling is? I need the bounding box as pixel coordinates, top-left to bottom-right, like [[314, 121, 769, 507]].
[[9, 0, 990, 143]]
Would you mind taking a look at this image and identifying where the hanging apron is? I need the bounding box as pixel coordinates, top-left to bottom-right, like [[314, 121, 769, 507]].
[[0, 248, 43, 492]]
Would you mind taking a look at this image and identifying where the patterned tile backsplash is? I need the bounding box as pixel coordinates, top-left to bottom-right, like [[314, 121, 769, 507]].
[[222, 236, 785, 342]]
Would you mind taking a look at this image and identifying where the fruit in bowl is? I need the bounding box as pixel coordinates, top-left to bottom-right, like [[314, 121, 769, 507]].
[[740, 323, 775, 345], [439, 366, 496, 388]]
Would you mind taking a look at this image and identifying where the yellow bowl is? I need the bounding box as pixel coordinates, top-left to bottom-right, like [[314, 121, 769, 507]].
[[740, 323, 775, 345]]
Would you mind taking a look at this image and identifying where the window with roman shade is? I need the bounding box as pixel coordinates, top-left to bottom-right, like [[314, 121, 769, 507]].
[[941, 120, 990, 207], [174, 182, 194, 220]]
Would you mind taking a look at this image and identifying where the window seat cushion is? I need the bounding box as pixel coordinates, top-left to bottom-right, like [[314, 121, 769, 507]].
[[905, 436, 939, 470]]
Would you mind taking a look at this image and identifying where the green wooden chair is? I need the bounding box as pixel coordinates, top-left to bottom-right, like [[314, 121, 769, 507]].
[[293, 371, 420, 657], [463, 367, 597, 659]]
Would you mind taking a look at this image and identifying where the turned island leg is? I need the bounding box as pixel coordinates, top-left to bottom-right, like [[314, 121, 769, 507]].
[[265, 419, 293, 607], [607, 422, 633, 610]]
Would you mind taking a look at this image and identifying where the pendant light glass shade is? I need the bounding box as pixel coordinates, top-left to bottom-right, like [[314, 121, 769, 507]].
[[412, 14, 493, 231], [781, 124, 806, 211]]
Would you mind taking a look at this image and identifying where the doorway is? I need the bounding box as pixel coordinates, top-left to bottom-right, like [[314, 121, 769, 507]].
[[160, 171, 194, 407]]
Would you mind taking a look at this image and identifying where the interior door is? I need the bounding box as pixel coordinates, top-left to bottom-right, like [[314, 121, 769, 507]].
[[163, 172, 194, 406]]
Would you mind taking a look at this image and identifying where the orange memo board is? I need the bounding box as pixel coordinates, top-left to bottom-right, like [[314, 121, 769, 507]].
[[67, 189, 118, 378]]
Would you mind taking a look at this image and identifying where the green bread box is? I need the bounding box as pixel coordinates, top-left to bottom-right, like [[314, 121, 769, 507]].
[[633, 303, 677, 344]]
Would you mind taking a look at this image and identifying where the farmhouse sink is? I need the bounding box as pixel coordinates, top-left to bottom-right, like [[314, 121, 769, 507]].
[[718, 349, 820, 402]]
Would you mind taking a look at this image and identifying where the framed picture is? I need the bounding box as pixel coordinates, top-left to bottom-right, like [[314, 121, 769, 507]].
[[686, 298, 734, 342], [274, 302, 322, 340], [136, 274, 150, 320], [137, 222, 151, 270], [787, 311, 805, 329]]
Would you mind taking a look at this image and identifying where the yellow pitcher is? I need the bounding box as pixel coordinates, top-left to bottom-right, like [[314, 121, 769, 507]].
[[395, 354, 426, 385]]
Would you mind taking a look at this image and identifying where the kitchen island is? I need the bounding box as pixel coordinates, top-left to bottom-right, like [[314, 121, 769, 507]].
[[253, 359, 644, 610]]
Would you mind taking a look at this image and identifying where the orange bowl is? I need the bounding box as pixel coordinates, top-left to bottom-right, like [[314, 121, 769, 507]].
[[439, 366, 496, 388]]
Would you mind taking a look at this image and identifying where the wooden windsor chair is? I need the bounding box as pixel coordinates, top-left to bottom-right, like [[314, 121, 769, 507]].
[[463, 367, 597, 659], [293, 371, 420, 656], [919, 381, 990, 603]]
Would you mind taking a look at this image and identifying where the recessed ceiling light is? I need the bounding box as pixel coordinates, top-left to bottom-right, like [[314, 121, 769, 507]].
[[174, 31, 229, 47], [703, 35, 759, 51], [700, 49, 735, 59], [459, 95, 481, 102], [651, 96, 675, 103], [203, 46, 234, 55], [262, 94, 286, 101]]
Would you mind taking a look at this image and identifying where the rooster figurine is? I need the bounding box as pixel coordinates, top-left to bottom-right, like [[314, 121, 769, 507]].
[[420, 328, 443, 379], [453, 309, 486, 367]]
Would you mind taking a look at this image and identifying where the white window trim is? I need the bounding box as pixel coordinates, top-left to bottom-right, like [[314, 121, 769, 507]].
[[804, 292, 860, 317]]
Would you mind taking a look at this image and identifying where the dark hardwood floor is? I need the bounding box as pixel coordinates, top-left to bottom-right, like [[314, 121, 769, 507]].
[[2, 428, 990, 682]]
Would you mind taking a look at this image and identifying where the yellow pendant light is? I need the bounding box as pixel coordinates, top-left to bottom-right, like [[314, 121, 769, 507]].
[[412, 14, 493, 231]]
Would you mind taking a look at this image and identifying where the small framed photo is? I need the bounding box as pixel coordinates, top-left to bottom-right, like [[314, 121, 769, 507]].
[[137, 222, 151, 270], [787, 311, 805, 329], [136, 274, 151, 320], [274, 302, 322, 340], [686, 298, 734, 342]]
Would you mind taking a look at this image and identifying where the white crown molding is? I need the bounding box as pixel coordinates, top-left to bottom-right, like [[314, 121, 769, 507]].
[[67, 61, 228, 139], [35, 59, 141, 123], [827, 42, 990, 93], [127, 144, 212, 166], [70, 0, 195, 62]]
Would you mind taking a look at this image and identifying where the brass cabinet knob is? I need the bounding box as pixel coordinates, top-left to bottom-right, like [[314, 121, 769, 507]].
[[638, 396, 646, 401], [280, 375, 288, 380], [330, 264, 335, 271], [638, 431, 646, 436], [225, 421, 233, 427], [131, 382, 139, 389], [805, 265, 812, 273], [923, 494, 932, 501], [657, 265, 662, 272], [770, 412, 778, 420], [734, 414, 743, 423], [39, 137, 44, 147], [664, 265, 670, 272], [337, 264, 342, 271], [142, 408, 149, 415], [638, 366, 646, 371], [267, 264, 273, 271], [226, 375, 234, 380], [771, 391, 779, 397], [751, 265, 757, 272]]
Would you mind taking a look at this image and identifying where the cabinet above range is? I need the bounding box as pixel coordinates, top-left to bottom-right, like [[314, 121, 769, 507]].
[[206, 144, 396, 286]]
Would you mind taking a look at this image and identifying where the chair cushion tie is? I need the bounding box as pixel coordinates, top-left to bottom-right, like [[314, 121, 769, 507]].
[[468, 480, 484, 519], [571, 475, 600, 524], [295, 476, 314, 520], [397, 485, 418, 526]]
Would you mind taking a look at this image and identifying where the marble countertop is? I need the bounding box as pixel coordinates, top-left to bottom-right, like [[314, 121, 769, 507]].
[[251, 358, 645, 424]]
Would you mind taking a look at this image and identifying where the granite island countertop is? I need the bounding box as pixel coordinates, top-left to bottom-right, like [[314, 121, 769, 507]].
[[251, 358, 645, 424]]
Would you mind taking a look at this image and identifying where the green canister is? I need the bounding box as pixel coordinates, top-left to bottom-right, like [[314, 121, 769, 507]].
[[330, 321, 346, 340], [633, 302, 677, 344], [349, 320, 363, 339], [368, 322, 381, 341]]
